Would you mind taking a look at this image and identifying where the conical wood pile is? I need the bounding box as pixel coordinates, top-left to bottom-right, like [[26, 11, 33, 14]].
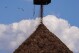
[[14, 23, 73, 53]]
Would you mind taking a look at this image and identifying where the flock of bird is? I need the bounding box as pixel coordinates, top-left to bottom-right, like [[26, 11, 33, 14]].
[[4, 6, 24, 12]]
